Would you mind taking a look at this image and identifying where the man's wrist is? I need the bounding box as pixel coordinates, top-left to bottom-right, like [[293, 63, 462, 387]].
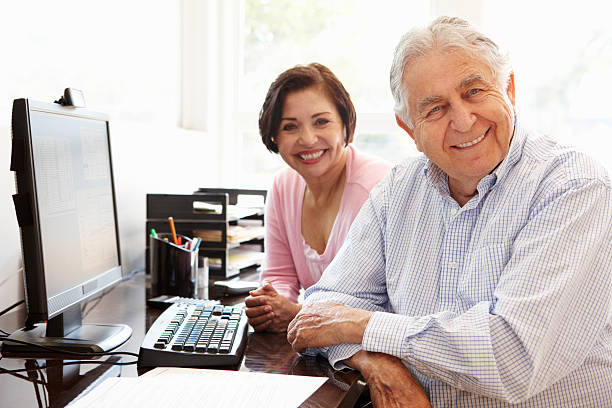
[[344, 309, 374, 344], [344, 350, 370, 372]]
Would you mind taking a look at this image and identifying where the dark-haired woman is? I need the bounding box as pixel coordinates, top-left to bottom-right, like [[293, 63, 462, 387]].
[[245, 63, 390, 332]]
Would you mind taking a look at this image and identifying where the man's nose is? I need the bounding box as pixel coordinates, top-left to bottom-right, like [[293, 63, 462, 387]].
[[449, 102, 476, 132]]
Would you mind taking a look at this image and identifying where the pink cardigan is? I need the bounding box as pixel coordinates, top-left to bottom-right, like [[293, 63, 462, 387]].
[[261, 145, 391, 302]]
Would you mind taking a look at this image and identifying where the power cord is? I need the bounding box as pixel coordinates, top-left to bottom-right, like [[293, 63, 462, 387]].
[[0, 364, 48, 384], [0, 336, 139, 358], [35, 360, 49, 408], [1, 358, 138, 375], [81, 287, 115, 318], [0, 300, 24, 318], [26, 360, 47, 408], [81, 268, 144, 318], [123, 268, 145, 282]]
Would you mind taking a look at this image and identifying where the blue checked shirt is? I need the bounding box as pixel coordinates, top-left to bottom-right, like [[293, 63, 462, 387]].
[[303, 123, 612, 407]]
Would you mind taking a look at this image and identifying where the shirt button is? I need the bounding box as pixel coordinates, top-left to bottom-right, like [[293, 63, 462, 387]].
[[450, 208, 457, 216], [449, 261, 459, 269]]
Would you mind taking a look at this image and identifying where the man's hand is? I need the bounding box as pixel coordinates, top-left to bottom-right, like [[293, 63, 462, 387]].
[[287, 301, 373, 352], [244, 281, 301, 332], [347, 351, 431, 408]]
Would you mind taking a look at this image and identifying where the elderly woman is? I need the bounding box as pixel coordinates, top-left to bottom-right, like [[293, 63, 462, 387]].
[[245, 63, 390, 332]]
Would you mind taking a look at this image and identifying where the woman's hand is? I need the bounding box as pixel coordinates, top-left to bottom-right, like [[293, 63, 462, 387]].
[[347, 351, 431, 408], [244, 281, 301, 332], [287, 301, 373, 352]]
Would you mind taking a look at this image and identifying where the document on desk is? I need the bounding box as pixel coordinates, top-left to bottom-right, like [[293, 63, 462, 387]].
[[69, 367, 327, 408]]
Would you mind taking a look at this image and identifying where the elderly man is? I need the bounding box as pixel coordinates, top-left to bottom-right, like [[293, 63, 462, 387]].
[[287, 16, 612, 407]]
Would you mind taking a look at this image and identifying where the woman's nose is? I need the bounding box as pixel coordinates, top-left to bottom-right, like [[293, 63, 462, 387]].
[[298, 126, 317, 145]]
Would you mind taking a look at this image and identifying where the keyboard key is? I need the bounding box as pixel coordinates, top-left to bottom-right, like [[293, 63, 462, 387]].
[[223, 329, 235, 342]]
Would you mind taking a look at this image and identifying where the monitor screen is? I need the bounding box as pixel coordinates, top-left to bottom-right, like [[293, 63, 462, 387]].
[[29, 108, 120, 315]]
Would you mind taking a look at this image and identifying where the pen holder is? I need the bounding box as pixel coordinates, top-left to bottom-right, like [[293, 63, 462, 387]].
[[150, 233, 198, 298]]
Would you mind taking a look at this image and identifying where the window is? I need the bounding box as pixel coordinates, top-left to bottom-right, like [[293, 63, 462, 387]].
[[237, 0, 431, 187], [228, 0, 612, 187], [480, 0, 612, 171]]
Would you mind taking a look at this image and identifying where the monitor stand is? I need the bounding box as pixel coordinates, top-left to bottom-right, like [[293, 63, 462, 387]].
[[1, 304, 132, 358]]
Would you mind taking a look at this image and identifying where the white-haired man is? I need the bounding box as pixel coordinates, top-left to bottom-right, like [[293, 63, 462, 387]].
[[287, 17, 612, 407]]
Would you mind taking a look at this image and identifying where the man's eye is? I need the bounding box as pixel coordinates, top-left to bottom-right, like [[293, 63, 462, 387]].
[[428, 106, 442, 116], [468, 88, 482, 96]]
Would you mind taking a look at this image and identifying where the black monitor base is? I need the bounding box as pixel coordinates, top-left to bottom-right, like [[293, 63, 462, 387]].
[[1, 304, 132, 358], [1, 322, 132, 358]]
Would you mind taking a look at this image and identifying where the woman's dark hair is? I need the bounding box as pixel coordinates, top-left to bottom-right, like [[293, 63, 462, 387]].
[[259, 63, 356, 153]]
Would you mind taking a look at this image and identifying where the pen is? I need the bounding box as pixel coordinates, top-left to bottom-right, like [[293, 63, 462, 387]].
[[168, 216, 178, 245], [150, 228, 158, 238], [191, 237, 201, 253]]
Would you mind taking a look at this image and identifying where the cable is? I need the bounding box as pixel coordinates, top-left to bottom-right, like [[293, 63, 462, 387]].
[[0, 358, 138, 375], [0, 365, 48, 384], [0, 337, 139, 358], [80, 268, 144, 318], [81, 287, 115, 318], [0, 300, 24, 317], [122, 268, 145, 281], [26, 360, 44, 408], [35, 361, 49, 408]]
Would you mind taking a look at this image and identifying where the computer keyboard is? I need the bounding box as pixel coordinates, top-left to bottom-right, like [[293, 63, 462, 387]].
[[138, 302, 249, 368]]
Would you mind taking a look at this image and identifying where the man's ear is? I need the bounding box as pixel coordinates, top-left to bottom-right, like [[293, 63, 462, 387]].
[[506, 72, 516, 107], [395, 114, 415, 141]]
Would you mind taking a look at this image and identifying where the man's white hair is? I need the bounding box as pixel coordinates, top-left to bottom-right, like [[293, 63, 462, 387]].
[[390, 16, 512, 128]]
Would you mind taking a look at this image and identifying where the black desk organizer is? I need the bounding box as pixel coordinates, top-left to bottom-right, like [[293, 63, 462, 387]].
[[145, 188, 266, 279]]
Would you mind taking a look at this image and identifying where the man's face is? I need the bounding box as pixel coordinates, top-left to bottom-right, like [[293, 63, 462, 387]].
[[401, 48, 516, 194]]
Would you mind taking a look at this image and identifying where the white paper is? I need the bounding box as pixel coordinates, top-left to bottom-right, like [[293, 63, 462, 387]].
[[69, 367, 327, 408]]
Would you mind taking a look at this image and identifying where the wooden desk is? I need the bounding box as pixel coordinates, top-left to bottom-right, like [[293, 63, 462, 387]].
[[0, 273, 366, 407]]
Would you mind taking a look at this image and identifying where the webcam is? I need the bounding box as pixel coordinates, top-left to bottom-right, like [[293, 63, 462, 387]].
[[54, 88, 86, 108]]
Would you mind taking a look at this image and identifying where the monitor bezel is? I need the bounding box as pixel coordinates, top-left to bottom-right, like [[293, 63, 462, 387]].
[[11, 98, 123, 323]]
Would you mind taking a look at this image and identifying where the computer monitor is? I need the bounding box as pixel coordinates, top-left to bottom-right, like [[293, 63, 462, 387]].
[[3, 99, 132, 357]]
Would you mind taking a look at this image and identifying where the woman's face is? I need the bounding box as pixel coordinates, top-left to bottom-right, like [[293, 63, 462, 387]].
[[276, 86, 347, 183]]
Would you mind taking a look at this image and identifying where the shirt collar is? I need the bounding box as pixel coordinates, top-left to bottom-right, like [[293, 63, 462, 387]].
[[483, 118, 526, 191], [422, 117, 526, 198]]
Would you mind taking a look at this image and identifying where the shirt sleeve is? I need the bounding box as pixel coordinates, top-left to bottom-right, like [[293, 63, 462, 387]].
[[260, 176, 300, 302], [303, 174, 394, 369], [361, 177, 612, 403]]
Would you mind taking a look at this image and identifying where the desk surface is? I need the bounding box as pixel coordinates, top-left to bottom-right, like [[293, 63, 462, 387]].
[[0, 273, 365, 407]]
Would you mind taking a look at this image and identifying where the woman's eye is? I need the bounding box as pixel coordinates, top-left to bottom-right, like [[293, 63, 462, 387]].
[[282, 123, 296, 131], [315, 118, 330, 126]]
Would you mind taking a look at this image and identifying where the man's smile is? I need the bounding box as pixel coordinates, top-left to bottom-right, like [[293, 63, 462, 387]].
[[453, 128, 490, 149]]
